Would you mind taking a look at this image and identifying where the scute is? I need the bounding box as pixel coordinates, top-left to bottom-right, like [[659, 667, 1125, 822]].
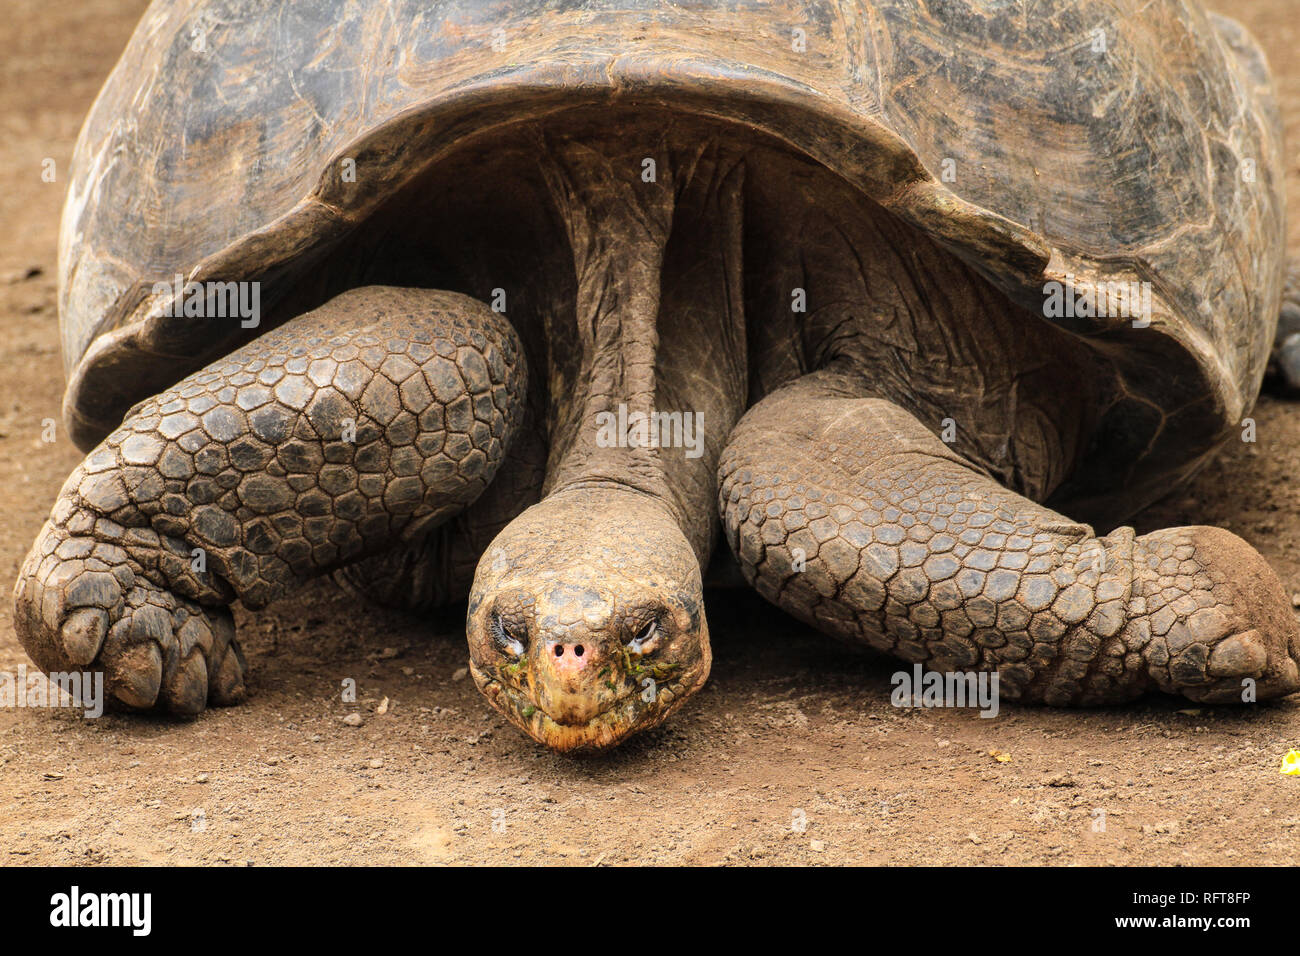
[[62, 0, 1284, 523]]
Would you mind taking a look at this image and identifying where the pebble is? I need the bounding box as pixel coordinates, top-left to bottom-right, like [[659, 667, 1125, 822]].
[[452, 667, 468, 681], [195, 773, 210, 784], [342, 713, 363, 727], [809, 840, 826, 852], [0, 266, 41, 284]]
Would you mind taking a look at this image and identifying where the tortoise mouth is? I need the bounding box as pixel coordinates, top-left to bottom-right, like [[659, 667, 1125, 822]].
[[470, 663, 696, 753]]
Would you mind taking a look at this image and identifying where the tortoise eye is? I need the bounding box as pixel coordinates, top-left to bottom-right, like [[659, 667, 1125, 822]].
[[628, 619, 658, 653], [492, 613, 526, 657]]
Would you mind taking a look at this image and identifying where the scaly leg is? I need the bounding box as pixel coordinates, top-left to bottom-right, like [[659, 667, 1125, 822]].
[[14, 286, 526, 714], [336, 417, 546, 612], [719, 367, 1300, 704]]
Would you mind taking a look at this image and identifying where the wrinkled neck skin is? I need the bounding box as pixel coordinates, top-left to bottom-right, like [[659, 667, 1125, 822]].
[[468, 119, 748, 751], [540, 122, 748, 558]]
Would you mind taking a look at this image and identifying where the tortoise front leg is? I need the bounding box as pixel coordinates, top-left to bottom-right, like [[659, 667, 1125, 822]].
[[14, 286, 527, 714], [719, 367, 1300, 705], [335, 417, 546, 613]]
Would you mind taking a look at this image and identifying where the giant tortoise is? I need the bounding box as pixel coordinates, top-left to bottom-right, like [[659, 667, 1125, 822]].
[[14, 0, 1300, 751]]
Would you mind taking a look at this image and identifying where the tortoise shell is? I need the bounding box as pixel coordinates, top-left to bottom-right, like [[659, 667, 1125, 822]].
[[58, 0, 1285, 525]]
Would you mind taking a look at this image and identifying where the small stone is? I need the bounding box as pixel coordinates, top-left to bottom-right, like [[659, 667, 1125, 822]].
[[0, 266, 41, 283], [368, 758, 384, 770], [195, 773, 210, 784], [342, 713, 363, 727], [377, 696, 390, 715], [401, 666, 415, 677], [452, 667, 468, 681], [809, 839, 826, 852]]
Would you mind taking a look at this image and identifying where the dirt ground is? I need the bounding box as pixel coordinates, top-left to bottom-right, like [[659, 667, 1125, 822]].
[[2, 0, 1299, 867]]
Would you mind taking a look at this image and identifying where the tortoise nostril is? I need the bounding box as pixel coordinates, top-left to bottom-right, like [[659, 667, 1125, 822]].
[[553, 644, 563, 657], [575, 644, 584, 657]]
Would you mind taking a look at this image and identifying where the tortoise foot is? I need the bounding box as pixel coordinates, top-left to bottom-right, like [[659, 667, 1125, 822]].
[[14, 522, 246, 715], [1132, 526, 1300, 702]]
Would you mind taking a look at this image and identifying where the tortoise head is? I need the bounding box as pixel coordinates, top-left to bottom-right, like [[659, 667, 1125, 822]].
[[467, 488, 710, 752]]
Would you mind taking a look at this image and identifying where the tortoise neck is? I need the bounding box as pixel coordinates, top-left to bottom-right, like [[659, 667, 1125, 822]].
[[536, 122, 749, 563]]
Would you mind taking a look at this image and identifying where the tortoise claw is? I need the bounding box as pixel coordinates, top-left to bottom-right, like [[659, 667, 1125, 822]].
[[60, 607, 108, 666], [103, 640, 163, 710], [209, 639, 248, 706], [163, 652, 209, 716]]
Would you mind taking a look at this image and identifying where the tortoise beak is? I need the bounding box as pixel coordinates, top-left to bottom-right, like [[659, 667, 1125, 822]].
[[525, 586, 625, 727], [533, 634, 611, 726]]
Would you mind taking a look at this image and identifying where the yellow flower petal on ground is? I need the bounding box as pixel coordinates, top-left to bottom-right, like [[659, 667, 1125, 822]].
[[1280, 750, 1300, 775]]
